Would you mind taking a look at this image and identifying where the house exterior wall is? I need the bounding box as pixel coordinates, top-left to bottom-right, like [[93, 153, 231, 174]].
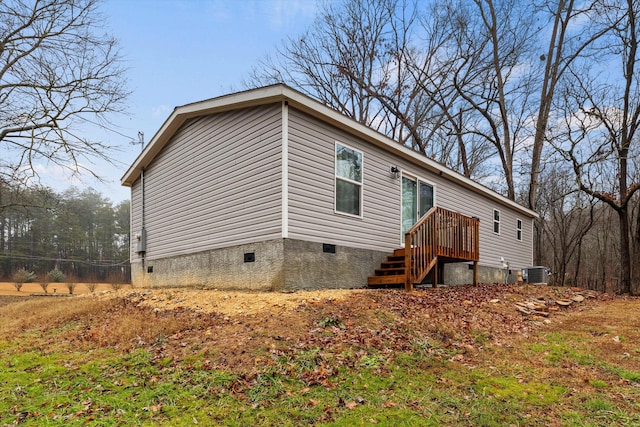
[[395, 157, 534, 272], [130, 104, 283, 273], [287, 108, 400, 251], [128, 93, 534, 289], [286, 108, 534, 275]]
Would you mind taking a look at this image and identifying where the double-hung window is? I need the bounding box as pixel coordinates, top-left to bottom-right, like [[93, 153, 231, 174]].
[[516, 219, 523, 241], [335, 142, 363, 216], [493, 209, 500, 234]]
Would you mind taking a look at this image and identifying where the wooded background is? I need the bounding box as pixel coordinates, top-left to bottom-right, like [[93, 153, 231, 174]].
[[0, 185, 130, 283]]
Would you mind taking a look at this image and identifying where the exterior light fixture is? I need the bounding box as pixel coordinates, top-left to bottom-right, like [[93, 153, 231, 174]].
[[390, 166, 401, 179]]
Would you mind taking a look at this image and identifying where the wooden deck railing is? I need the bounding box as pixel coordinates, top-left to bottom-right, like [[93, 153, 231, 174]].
[[404, 207, 480, 290]]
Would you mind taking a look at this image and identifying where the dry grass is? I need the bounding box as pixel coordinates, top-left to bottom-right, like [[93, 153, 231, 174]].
[[0, 295, 210, 352], [0, 281, 118, 296], [76, 301, 209, 350], [0, 296, 115, 338]]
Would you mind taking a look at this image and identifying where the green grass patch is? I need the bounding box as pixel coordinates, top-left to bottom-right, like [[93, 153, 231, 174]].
[[602, 364, 640, 383], [589, 379, 608, 389], [529, 332, 597, 367], [475, 375, 566, 406]]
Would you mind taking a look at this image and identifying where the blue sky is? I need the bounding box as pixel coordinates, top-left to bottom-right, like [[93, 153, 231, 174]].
[[42, 0, 320, 202]]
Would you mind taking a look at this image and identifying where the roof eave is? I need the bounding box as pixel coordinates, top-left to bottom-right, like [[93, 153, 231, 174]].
[[121, 84, 538, 219], [120, 85, 289, 186], [280, 89, 539, 219]]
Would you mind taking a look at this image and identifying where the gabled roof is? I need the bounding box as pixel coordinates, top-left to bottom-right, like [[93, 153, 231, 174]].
[[121, 84, 537, 218]]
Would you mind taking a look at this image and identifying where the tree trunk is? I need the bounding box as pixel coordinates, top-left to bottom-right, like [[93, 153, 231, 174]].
[[534, 218, 544, 266], [634, 200, 640, 294], [618, 208, 632, 294]]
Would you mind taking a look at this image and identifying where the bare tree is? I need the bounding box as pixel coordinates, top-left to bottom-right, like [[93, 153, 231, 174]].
[[0, 0, 129, 189], [537, 163, 597, 287], [579, 205, 620, 292], [631, 191, 640, 285], [247, 2, 440, 153], [247, 0, 398, 128], [527, 0, 615, 212], [444, 0, 544, 200], [553, 0, 640, 294], [525, 0, 617, 265], [247, 0, 614, 203], [247, 0, 499, 179]]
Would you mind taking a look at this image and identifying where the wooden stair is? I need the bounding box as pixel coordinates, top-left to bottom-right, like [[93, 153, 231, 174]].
[[368, 249, 406, 287], [367, 207, 481, 290]]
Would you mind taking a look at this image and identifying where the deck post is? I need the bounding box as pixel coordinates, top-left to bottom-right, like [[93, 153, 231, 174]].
[[473, 261, 478, 286], [404, 233, 413, 291], [432, 260, 438, 288]]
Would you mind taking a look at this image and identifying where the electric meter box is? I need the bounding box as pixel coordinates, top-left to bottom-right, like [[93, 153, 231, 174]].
[[135, 228, 146, 253]]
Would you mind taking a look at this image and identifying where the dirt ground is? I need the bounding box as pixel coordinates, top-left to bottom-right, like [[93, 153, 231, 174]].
[[98, 287, 362, 316], [0, 280, 362, 316], [0, 281, 607, 318], [77, 283, 624, 372]]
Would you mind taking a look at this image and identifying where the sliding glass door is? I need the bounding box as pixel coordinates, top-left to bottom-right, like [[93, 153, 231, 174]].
[[401, 176, 434, 238]]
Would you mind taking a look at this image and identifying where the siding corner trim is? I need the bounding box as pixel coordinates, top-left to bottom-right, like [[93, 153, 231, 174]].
[[282, 100, 289, 238]]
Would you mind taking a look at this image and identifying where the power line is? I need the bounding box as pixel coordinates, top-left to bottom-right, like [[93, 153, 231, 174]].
[[0, 253, 129, 267]]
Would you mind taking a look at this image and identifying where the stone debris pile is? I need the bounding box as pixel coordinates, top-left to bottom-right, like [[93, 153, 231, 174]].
[[514, 290, 597, 316]]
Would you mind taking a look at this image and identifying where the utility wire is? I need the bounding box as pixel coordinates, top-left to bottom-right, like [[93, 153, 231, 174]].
[[0, 253, 129, 267]]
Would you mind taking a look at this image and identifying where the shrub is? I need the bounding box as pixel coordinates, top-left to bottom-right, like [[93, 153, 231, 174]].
[[86, 282, 97, 293], [39, 279, 49, 294], [12, 269, 36, 291], [66, 282, 77, 295], [47, 269, 65, 283]]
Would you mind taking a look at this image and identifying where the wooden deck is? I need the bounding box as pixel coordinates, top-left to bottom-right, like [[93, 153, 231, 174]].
[[368, 207, 480, 290]]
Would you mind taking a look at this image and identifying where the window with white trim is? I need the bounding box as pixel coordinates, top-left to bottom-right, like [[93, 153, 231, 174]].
[[493, 209, 500, 234], [516, 219, 523, 241], [335, 142, 363, 216]]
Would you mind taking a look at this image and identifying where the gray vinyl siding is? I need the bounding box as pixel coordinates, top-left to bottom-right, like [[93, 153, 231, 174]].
[[287, 108, 533, 269], [130, 104, 282, 261], [396, 161, 534, 270], [287, 108, 401, 251]]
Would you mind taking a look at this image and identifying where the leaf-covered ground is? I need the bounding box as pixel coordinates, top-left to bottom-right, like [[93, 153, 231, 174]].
[[1, 283, 639, 426]]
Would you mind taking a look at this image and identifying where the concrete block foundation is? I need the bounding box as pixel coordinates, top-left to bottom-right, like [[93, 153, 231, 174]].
[[443, 262, 523, 285], [131, 239, 522, 290], [131, 238, 388, 291]]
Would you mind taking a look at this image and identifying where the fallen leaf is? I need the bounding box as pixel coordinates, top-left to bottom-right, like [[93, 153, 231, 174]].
[[450, 354, 464, 362], [345, 401, 357, 409]]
